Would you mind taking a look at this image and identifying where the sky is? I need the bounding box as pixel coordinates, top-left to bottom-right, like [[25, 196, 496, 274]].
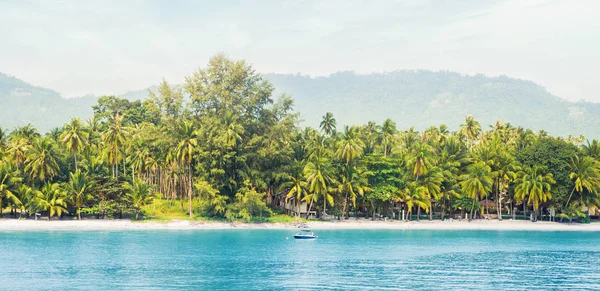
[[0, 0, 599, 102]]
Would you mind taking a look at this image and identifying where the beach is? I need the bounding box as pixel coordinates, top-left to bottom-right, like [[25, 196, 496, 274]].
[[1, 218, 599, 231]]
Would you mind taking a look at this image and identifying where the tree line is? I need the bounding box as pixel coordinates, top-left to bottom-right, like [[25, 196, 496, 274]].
[[0, 54, 599, 222]]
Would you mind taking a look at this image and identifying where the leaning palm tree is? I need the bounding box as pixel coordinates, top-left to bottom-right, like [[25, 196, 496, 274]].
[[283, 170, 308, 219], [61, 118, 86, 171], [320, 112, 337, 137], [304, 156, 334, 216], [0, 163, 22, 218], [175, 121, 198, 218], [124, 179, 156, 219], [24, 137, 60, 183], [565, 155, 600, 207], [65, 170, 94, 220], [35, 182, 68, 219], [514, 166, 555, 221], [459, 161, 492, 220]]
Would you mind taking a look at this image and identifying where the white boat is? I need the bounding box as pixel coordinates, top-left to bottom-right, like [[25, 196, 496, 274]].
[[294, 229, 317, 239]]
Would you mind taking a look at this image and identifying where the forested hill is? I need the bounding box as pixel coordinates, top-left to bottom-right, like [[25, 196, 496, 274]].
[[266, 71, 600, 138], [1, 70, 599, 137], [0, 73, 150, 133]]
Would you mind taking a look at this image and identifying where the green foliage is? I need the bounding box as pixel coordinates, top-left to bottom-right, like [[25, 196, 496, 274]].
[[225, 186, 272, 222], [1, 55, 599, 224]]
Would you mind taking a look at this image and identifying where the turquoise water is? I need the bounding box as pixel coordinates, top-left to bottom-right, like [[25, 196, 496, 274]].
[[1, 230, 599, 290]]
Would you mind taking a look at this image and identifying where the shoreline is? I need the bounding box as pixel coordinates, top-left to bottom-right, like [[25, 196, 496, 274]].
[[1, 218, 600, 231]]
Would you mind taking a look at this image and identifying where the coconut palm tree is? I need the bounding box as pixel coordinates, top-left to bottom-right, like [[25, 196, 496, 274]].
[[514, 166, 555, 221], [24, 137, 60, 183], [103, 113, 128, 177], [65, 170, 94, 220], [0, 163, 22, 217], [175, 121, 198, 218], [61, 118, 86, 171], [398, 182, 430, 221], [35, 182, 68, 219], [304, 155, 334, 216], [320, 112, 337, 137], [335, 126, 364, 165], [460, 161, 492, 220], [283, 170, 308, 219], [565, 155, 600, 207], [124, 179, 156, 219], [459, 115, 481, 150], [6, 137, 31, 171], [405, 141, 433, 182], [582, 139, 600, 160], [381, 118, 396, 157], [418, 166, 443, 220]]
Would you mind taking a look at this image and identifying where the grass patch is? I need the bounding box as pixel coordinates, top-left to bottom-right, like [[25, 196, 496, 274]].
[[140, 199, 303, 224]]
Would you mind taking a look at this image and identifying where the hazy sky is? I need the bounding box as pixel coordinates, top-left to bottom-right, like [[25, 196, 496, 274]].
[[1, 0, 599, 102]]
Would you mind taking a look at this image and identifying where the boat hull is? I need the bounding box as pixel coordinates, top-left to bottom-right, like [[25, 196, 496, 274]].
[[293, 235, 317, 239]]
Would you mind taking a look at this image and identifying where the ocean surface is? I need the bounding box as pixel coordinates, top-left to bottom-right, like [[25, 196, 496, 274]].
[[1, 229, 599, 290]]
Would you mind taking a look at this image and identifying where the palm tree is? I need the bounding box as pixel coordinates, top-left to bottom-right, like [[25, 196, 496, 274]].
[[283, 169, 308, 219], [35, 182, 68, 219], [320, 112, 337, 137], [124, 179, 156, 219], [418, 167, 443, 220], [304, 155, 334, 216], [381, 118, 396, 157], [405, 142, 433, 181], [398, 182, 430, 221], [582, 139, 600, 160], [565, 155, 600, 207], [492, 150, 520, 220], [0, 163, 22, 217], [514, 166, 555, 221], [176, 121, 198, 218], [103, 113, 128, 177], [6, 137, 31, 171], [24, 137, 60, 183], [335, 126, 364, 165], [460, 162, 492, 220], [459, 115, 481, 150], [61, 118, 86, 171], [65, 170, 94, 220]]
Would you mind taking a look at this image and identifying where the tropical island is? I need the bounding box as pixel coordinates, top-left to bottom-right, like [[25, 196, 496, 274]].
[[1, 55, 599, 230]]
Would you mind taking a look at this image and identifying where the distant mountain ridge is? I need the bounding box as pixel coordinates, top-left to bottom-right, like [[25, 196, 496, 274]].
[[266, 71, 600, 138], [1, 71, 599, 138]]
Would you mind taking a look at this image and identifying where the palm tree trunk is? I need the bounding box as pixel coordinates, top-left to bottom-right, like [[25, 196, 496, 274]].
[[441, 196, 446, 221], [470, 199, 475, 220], [565, 186, 576, 208], [523, 202, 527, 220], [417, 207, 421, 221], [77, 206, 81, 220], [429, 204, 433, 221], [188, 162, 193, 218], [74, 152, 78, 171], [342, 190, 349, 220]]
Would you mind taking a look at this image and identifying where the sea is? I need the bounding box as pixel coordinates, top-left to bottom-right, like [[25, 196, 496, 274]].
[[1, 229, 599, 290]]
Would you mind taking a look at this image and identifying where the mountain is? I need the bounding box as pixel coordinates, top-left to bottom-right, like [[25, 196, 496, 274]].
[[266, 71, 600, 138], [0, 73, 155, 133], [1, 71, 599, 138]]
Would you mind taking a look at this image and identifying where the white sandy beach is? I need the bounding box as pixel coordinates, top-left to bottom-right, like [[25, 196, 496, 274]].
[[0, 218, 599, 231]]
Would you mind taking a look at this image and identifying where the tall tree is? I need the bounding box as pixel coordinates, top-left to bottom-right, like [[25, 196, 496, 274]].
[[320, 112, 337, 137], [61, 118, 86, 171], [514, 166, 555, 221]]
